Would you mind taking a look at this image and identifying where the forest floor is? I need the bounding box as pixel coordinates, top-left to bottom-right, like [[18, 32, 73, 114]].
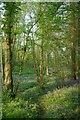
[[2, 73, 80, 119]]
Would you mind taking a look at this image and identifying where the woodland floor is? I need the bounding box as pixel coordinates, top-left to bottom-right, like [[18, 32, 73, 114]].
[[2, 73, 80, 119]]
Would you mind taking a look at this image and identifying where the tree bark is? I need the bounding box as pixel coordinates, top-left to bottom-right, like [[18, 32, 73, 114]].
[[0, 37, 3, 77], [40, 38, 44, 88], [4, 32, 13, 93], [46, 50, 49, 76], [78, 1, 80, 80], [70, 3, 76, 80], [70, 21, 76, 80]]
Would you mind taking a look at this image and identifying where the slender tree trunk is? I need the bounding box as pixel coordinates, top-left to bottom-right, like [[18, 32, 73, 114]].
[[78, 1, 80, 80], [31, 32, 39, 79], [70, 21, 76, 80], [0, 37, 3, 105], [0, 11, 3, 82], [46, 50, 49, 76], [40, 38, 44, 88], [0, 37, 3, 78], [70, 3, 76, 80], [2, 57, 5, 82], [32, 38, 36, 69], [37, 3, 44, 88]]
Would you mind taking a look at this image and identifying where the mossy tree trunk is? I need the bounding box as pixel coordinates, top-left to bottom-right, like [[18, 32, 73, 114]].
[[4, 32, 13, 93], [3, 2, 20, 96]]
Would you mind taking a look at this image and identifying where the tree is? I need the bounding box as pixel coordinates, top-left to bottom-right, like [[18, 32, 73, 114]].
[[38, 3, 44, 88], [70, 3, 77, 80], [3, 2, 20, 96], [78, 1, 80, 80]]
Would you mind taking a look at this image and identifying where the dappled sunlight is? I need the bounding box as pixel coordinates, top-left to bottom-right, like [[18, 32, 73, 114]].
[[3, 96, 38, 118], [1, 1, 79, 119]]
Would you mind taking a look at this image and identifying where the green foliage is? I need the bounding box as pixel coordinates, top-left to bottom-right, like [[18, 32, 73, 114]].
[[3, 2, 21, 33], [13, 66, 36, 75], [1, 2, 79, 119], [0, 100, 2, 120], [2, 76, 79, 118], [39, 84, 79, 118], [13, 66, 20, 74], [3, 96, 38, 118], [19, 81, 38, 92], [21, 86, 42, 103], [22, 68, 36, 75]]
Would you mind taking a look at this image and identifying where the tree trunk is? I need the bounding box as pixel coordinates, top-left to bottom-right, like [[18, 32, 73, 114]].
[[4, 32, 13, 94], [31, 32, 39, 78], [32, 38, 36, 69], [70, 3, 76, 80], [78, 1, 80, 80], [0, 37, 3, 78], [70, 21, 76, 80], [46, 51, 49, 76], [40, 39, 44, 88]]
